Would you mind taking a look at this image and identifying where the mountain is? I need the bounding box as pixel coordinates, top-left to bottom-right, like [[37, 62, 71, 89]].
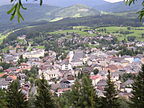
[[43, 0, 108, 7], [0, 4, 59, 24], [94, 0, 143, 12], [51, 4, 100, 21], [0, 4, 100, 24]]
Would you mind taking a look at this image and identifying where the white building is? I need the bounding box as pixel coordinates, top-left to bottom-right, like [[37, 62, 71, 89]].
[[39, 69, 62, 81], [23, 49, 45, 58]]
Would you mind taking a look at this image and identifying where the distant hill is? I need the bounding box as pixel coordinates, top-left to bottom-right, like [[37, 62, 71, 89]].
[[0, 4, 100, 24], [0, 4, 59, 24], [51, 4, 100, 21], [29, 0, 108, 7], [94, 0, 143, 12]]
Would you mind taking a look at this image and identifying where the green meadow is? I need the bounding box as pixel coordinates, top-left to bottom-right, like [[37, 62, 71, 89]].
[[97, 26, 144, 41]]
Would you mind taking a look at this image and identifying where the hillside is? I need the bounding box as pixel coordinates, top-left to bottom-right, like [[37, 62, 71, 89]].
[[0, 4, 59, 24], [0, 4, 100, 24], [51, 4, 100, 21], [94, 0, 143, 12]]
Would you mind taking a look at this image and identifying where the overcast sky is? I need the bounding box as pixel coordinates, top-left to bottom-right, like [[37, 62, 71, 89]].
[[105, 0, 123, 3], [0, 0, 124, 5]]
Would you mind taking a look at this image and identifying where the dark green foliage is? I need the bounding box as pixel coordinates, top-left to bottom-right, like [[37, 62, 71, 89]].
[[118, 97, 130, 108], [6, 80, 28, 108], [126, 0, 144, 20], [118, 47, 142, 56], [34, 74, 55, 108], [57, 91, 72, 108], [80, 74, 98, 108], [127, 36, 136, 41], [101, 71, 120, 108], [18, 55, 28, 64], [24, 66, 39, 83], [120, 73, 135, 82], [0, 89, 7, 108], [0, 62, 13, 70], [69, 80, 82, 108], [130, 64, 144, 108], [58, 75, 99, 108], [93, 68, 99, 75]]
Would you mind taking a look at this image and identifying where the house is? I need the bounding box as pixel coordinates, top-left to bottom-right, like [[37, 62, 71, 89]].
[[0, 78, 10, 89], [96, 79, 107, 91], [123, 56, 134, 63], [23, 49, 45, 58], [61, 59, 72, 71], [120, 79, 134, 93], [3, 54, 19, 63], [39, 68, 62, 81], [105, 65, 118, 72], [90, 75, 102, 86], [19, 63, 31, 71], [0, 66, 3, 70], [71, 50, 85, 66], [17, 35, 26, 40]]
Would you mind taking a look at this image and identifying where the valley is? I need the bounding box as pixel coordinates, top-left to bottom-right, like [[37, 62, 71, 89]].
[[0, 1, 144, 108]]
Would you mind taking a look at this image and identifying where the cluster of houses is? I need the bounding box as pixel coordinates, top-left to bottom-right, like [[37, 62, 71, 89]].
[[0, 45, 143, 99]]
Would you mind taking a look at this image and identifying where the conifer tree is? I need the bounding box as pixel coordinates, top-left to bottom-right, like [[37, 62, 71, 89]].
[[0, 89, 7, 108], [34, 74, 55, 108], [102, 71, 120, 108], [70, 79, 82, 108], [6, 80, 28, 108], [130, 64, 144, 108], [80, 74, 99, 108]]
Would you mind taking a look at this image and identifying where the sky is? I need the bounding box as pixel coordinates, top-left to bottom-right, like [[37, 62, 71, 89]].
[[0, 0, 124, 6], [105, 0, 123, 3]]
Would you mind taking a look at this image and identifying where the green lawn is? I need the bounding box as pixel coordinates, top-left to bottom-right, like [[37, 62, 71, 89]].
[[49, 29, 96, 36], [97, 26, 144, 41], [33, 46, 45, 49]]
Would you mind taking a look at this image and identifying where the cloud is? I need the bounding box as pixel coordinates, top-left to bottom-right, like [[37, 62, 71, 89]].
[[104, 0, 123, 3]]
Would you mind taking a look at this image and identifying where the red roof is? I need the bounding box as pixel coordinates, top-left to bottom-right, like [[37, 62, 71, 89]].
[[8, 75, 17, 80], [90, 75, 101, 80], [0, 73, 7, 77]]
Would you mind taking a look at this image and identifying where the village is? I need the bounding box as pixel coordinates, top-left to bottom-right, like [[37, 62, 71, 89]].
[[0, 31, 144, 100]]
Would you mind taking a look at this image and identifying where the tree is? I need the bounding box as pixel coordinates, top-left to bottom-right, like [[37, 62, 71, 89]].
[[8, 0, 43, 22], [34, 74, 55, 108], [125, 0, 144, 20], [80, 74, 99, 108], [6, 80, 28, 108], [101, 71, 120, 108], [57, 91, 72, 108], [69, 79, 82, 108], [0, 89, 7, 108], [129, 64, 144, 108], [58, 75, 99, 108], [93, 68, 99, 75]]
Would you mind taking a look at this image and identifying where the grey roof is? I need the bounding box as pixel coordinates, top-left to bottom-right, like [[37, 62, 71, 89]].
[[0, 78, 10, 86], [121, 79, 134, 87], [72, 50, 84, 62], [97, 80, 107, 86]]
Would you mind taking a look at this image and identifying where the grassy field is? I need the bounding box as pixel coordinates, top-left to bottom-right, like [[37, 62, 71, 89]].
[[0, 31, 13, 44], [97, 26, 144, 41], [49, 29, 96, 36]]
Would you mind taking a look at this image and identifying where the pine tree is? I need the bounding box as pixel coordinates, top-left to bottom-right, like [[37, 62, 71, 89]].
[[102, 71, 120, 108], [80, 74, 99, 108], [70, 79, 82, 108], [34, 74, 55, 108], [130, 64, 144, 108], [0, 89, 7, 108], [6, 80, 28, 108]]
